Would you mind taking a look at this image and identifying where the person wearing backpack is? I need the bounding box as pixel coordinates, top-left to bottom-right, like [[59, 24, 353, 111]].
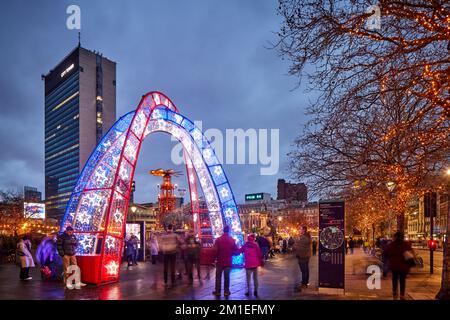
[[384, 231, 414, 300]]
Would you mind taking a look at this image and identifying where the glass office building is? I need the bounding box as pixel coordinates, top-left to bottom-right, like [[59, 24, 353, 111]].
[[43, 46, 116, 220]]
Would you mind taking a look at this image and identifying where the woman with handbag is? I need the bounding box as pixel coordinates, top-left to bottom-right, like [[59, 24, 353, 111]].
[[384, 231, 414, 300]]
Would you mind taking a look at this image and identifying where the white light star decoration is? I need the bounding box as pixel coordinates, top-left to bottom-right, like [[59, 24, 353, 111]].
[[113, 209, 123, 225], [214, 166, 222, 176], [191, 192, 197, 201], [105, 260, 119, 276], [174, 114, 183, 124], [220, 187, 229, 198], [151, 109, 161, 119], [119, 165, 129, 181], [105, 236, 116, 250], [193, 130, 202, 141], [206, 192, 214, 202], [225, 207, 234, 218], [189, 173, 195, 182], [79, 235, 94, 251], [77, 211, 91, 225], [231, 220, 242, 234], [203, 148, 212, 160], [200, 177, 207, 187]]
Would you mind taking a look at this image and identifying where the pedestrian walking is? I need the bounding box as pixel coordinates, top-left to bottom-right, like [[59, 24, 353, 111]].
[[57, 226, 86, 286], [149, 234, 159, 264], [312, 239, 317, 256], [288, 236, 295, 253], [238, 234, 264, 297], [185, 230, 201, 284], [130, 235, 139, 265], [36, 234, 62, 280], [159, 224, 182, 286], [17, 235, 35, 280], [212, 225, 238, 297], [363, 239, 370, 253], [124, 236, 135, 270], [256, 235, 270, 261], [384, 231, 415, 300], [294, 226, 312, 290], [348, 237, 355, 254]]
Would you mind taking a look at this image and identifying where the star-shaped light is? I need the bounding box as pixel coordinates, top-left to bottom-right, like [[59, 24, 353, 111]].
[[193, 130, 202, 141], [174, 114, 183, 124], [225, 208, 234, 218], [105, 261, 119, 276], [193, 213, 198, 223], [77, 212, 91, 225], [214, 166, 222, 176], [203, 149, 212, 159], [189, 173, 195, 182], [105, 237, 116, 250], [206, 193, 214, 202], [232, 220, 241, 233], [113, 210, 123, 225], [191, 192, 197, 201], [200, 177, 207, 187], [151, 109, 161, 119], [119, 166, 129, 180], [80, 236, 94, 251], [220, 187, 229, 198]]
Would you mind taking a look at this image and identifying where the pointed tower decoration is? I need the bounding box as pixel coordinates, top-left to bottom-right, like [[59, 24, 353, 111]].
[[150, 169, 181, 228]]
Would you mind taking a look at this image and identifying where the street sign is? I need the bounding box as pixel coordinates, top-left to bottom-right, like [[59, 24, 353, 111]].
[[318, 199, 345, 293]]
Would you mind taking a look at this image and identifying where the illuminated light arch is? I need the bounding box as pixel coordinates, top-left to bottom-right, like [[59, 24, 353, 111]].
[[60, 91, 244, 284]]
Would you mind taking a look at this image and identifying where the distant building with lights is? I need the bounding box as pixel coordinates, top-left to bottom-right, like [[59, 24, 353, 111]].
[[277, 179, 307, 203], [406, 193, 448, 246], [42, 45, 116, 220], [24, 186, 42, 203]]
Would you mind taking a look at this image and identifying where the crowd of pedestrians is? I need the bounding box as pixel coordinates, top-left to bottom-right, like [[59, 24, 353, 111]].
[[5, 221, 419, 300]]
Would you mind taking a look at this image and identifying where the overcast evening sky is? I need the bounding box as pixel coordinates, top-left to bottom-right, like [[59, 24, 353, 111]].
[[0, 0, 315, 204]]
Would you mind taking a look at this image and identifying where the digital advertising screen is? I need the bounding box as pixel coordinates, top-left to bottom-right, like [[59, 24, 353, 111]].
[[23, 202, 45, 219]]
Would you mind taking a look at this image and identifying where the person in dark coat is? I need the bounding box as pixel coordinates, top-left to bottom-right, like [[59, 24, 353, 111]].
[[57, 226, 84, 284], [256, 235, 270, 261], [184, 230, 201, 284], [348, 237, 355, 254], [294, 226, 312, 290], [384, 231, 414, 300], [124, 237, 135, 270], [312, 239, 318, 256]]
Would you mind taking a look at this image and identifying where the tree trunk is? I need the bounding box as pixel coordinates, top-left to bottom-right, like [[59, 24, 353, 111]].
[[396, 212, 405, 233], [436, 193, 450, 300]]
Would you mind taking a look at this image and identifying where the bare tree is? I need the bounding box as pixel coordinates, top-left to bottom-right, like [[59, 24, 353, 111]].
[[0, 189, 24, 236], [276, 0, 450, 299]]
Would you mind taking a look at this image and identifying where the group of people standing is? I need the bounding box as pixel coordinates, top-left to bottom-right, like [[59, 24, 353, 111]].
[[15, 226, 86, 287], [124, 234, 140, 270]]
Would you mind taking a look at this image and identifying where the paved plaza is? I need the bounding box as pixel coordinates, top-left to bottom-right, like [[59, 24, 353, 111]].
[[0, 248, 443, 300]]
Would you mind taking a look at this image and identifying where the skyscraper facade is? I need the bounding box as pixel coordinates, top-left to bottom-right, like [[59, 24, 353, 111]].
[[43, 45, 116, 220]]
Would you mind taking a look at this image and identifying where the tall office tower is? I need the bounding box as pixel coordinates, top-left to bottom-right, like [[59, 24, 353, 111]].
[[43, 45, 116, 220], [24, 186, 42, 203]]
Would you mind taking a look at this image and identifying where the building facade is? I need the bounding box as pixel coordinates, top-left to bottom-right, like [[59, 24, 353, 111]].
[[24, 186, 42, 203], [277, 179, 307, 202], [406, 193, 448, 246], [43, 46, 116, 220]]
